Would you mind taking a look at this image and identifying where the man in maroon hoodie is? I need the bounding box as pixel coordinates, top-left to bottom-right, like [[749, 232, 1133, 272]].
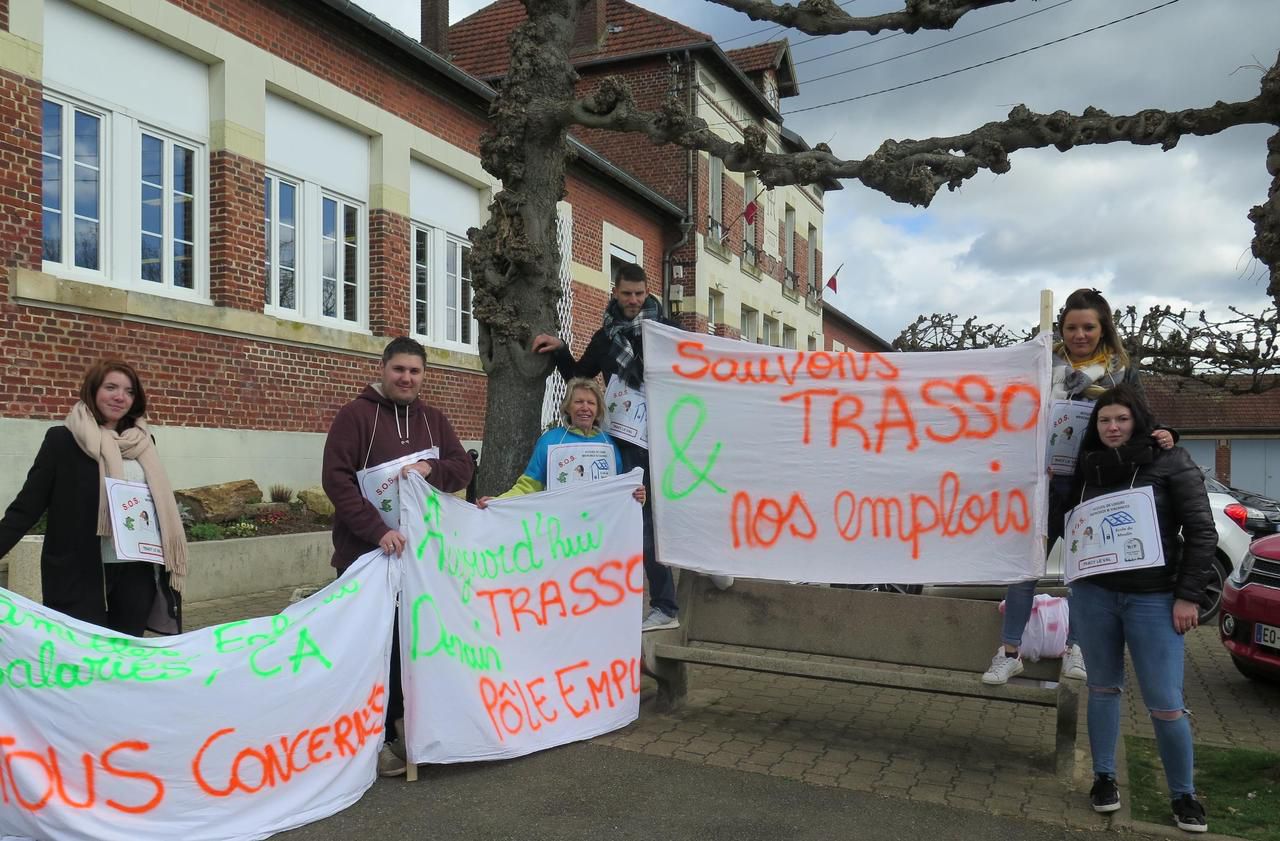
[[322, 336, 473, 777]]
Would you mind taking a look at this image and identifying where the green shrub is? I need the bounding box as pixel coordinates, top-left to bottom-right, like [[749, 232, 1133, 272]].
[[188, 522, 225, 542]]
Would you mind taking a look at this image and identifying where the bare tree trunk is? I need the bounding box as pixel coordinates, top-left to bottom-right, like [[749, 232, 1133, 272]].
[[469, 0, 582, 497]]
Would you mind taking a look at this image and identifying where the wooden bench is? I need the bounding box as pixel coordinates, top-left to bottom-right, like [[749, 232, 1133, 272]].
[[642, 574, 1078, 776]]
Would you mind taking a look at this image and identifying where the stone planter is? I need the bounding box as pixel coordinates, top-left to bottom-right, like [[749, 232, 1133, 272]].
[[2, 531, 334, 604]]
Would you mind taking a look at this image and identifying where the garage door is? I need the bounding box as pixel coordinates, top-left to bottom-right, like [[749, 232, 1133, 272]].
[[1230, 439, 1280, 497], [1180, 439, 1216, 477]]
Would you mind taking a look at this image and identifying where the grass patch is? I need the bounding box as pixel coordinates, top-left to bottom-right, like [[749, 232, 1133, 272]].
[[1125, 734, 1280, 840]]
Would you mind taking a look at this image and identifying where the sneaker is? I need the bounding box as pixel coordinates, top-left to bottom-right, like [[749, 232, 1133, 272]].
[[1171, 793, 1207, 833], [377, 739, 407, 778], [981, 647, 1024, 685], [1090, 774, 1121, 813], [641, 607, 679, 632], [710, 574, 735, 590], [1061, 644, 1087, 680]]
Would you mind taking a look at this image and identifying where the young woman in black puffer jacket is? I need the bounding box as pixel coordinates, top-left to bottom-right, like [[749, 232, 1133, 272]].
[[1069, 384, 1214, 833]]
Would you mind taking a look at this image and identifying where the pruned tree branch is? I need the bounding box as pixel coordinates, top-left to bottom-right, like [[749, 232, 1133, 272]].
[[568, 52, 1280, 304], [894, 306, 1280, 394], [706, 0, 1019, 36]]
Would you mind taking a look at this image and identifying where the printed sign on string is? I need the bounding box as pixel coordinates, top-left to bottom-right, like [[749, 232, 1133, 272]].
[[1063, 486, 1165, 583], [398, 470, 644, 764], [0, 552, 398, 841], [643, 322, 1053, 585], [356, 448, 439, 530], [103, 478, 165, 564], [546, 440, 617, 487], [604, 375, 648, 449], [1046, 400, 1095, 476]]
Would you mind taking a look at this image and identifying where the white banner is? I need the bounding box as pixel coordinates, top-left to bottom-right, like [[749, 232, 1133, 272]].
[[104, 478, 165, 564], [1063, 486, 1165, 583], [398, 470, 644, 763], [546, 442, 616, 487], [0, 553, 398, 841], [644, 322, 1052, 584]]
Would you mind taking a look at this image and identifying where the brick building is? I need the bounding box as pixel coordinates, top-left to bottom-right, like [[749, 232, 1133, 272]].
[[0, 0, 681, 502], [446, 0, 840, 350], [821, 301, 894, 354], [1144, 376, 1280, 497]]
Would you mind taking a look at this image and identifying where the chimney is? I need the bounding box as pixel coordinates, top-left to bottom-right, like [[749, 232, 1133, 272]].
[[571, 0, 607, 55], [420, 0, 449, 57]]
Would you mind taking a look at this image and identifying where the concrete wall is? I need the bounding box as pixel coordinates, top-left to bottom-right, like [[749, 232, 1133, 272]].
[[2, 530, 336, 605]]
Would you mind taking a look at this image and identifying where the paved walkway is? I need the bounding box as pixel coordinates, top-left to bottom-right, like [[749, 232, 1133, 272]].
[[185, 587, 1280, 837]]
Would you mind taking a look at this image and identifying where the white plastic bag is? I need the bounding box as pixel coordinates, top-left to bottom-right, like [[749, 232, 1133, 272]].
[[1013, 594, 1070, 661]]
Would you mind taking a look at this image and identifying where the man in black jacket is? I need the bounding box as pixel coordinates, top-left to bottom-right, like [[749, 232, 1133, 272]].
[[532, 262, 682, 631]]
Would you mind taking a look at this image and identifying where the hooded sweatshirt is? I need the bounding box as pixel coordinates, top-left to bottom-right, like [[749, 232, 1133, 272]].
[[322, 384, 473, 571]]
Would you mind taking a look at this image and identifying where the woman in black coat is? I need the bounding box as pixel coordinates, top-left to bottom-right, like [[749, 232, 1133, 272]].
[[0, 360, 185, 634], [1069, 384, 1213, 833]]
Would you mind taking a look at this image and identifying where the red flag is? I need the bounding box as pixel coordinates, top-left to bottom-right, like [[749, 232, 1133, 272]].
[[743, 200, 758, 226], [825, 262, 843, 293]]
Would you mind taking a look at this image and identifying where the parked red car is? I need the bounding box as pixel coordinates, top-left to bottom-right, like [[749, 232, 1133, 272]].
[[1219, 533, 1280, 683]]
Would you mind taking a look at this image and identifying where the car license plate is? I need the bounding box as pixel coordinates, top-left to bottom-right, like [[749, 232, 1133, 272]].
[[1257, 622, 1280, 650]]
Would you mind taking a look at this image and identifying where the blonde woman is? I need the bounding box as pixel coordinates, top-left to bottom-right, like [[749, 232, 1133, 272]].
[[478, 377, 644, 505]]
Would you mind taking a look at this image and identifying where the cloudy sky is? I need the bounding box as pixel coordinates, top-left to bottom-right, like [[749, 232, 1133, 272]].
[[358, 0, 1279, 342]]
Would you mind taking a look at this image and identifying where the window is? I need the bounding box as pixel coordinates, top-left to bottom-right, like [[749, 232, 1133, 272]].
[[784, 204, 796, 272], [783, 325, 797, 349], [743, 173, 757, 264], [762, 315, 779, 347], [322, 196, 360, 322], [740, 305, 758, 343], [807, 334, 818, 352], [264, 176, 298, 310], [708, 289, 723, 334], [708, 155, 723, 244], [41, 92, 206, 296], [140, 132, 197, 289], [412, 225, 477, 351], [807, 224, 817, 292], [262, 173, 365, 327], [42, 99, 102, 272]]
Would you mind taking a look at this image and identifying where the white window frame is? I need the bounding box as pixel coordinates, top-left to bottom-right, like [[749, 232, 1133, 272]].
[[708, 155, 724, 244], [41, 88, 208, 301], [743, 173, 757, 264], [807, 224, 817, 292], [707, 289, 723, 335], [410, 222, 479, 354], [137, 125, 200, 292], [264, 173, 300, 312], [762, 315, 779, 347], [263, 171, 367, 329], [783, 325, 797, 349], [740, 305, 758, 343], [784, 205, 796, 272]]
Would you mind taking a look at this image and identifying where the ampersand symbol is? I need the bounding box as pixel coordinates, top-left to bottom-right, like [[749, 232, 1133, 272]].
[[662, 395, 726, 500]]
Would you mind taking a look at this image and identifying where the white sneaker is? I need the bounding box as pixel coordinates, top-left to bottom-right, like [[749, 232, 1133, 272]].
[[982, 647, 1024, 685], [641, 607, 679, 632], [710, 574, 734, 590], [1061, 644, 1087, 680]]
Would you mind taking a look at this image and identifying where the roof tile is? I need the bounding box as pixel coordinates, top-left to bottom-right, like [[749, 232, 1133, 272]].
[[449, 0, 712, 79], [1143, 375, 1280, 432]]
